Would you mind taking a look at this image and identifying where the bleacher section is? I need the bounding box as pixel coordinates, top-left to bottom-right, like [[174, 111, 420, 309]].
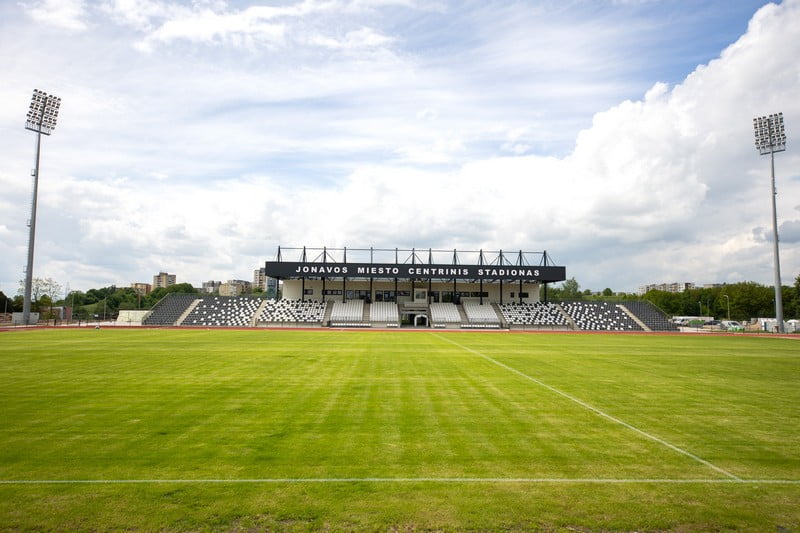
[[498, 302, 568, 328], [461, 302, 501, 328], [330, 300, 367, 327], [561, 301, 643, 331], [429, 303, 461, 326], [258, 299, 327, 325], [142, 293, 197, 326], [620, 301, 678, 332], [182, 296, 262, 327], [370, 302, 399, 327], [142, 293, 679, 332]]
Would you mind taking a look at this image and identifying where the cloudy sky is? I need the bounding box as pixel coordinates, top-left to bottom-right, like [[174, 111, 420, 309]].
[[1, 0, 799, 295]]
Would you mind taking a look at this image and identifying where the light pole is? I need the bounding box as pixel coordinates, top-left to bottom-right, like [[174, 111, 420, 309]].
[[753, 113, 786, 333], [723, 294, 730, 321], [22, 89, 61, 326]]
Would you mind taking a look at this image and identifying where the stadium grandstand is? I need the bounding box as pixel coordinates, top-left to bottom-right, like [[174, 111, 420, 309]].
[[137, 246, 677, 332]]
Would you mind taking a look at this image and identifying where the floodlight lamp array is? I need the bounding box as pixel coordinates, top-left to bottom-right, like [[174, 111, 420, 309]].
[[25, 89, 61, 135], [753, 112, 786, 155]]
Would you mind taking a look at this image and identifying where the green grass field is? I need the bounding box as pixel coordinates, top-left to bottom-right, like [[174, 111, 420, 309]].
[[0, 328, 798, 531]]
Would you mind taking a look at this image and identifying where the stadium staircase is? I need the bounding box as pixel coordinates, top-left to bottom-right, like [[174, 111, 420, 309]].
[[142, 293, 197, 326], [176, 299, 202, 326], [492, 303, 508, 328], [252, 299, 270, 327], [322, 302, 333, 325], [618, 305, 649, 331], [620, 301, 678, 332], [558, 304, 578, 330]]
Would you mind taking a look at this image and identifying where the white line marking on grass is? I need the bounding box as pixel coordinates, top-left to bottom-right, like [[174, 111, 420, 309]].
[[1, 478, 798, 485], [432, 333, 742, 481]]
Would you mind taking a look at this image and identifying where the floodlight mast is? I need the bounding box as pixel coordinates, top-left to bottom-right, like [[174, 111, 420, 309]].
[[22, 89, 61, 326], [753, 112, 786, 333]]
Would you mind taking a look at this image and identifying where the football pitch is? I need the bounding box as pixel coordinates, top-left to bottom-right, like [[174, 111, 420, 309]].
[[0, 328, 798, 531]]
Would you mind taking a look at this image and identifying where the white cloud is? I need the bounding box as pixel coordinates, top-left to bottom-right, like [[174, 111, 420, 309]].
[[136, 7, 288, 52], [99, 0, 186, 31], [109, 0, 405, 53], [754, 220, 800, 244], [25, 0, 88, 31], [308, 27, 394, 49]]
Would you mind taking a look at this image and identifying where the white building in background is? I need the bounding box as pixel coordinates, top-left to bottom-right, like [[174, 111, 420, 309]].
[[253, 267, 279, 296], [202, 280, 221, 294], [153, 272, 176, 289], [130, 282, 152, 295], [638, 282, 695, 295], [220, 280, 252, 297]]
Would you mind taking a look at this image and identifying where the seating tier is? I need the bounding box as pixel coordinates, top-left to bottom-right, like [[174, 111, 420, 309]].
[[561, 301, 643, 331], [620, 301, 678, 331], [370, 302, 399, 323], [143, 293, 197, 326], [330, 300, 364, 322], [183, 296, 262, 327], [462, 302, 500, 324], [259, 299, 327, 323], [498, 302, 567, 326], [429, 303, 460, 323]]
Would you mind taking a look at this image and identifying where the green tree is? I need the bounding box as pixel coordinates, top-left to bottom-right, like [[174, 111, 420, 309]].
[[38, 294, 54, 319], [644, 290, 682, 315], [85, 288, 104, 304], [787, 274, 800, 319], [0, 290, 13, 316], [602, 288, 613, 297], [83, 286, 143, 318], [66, 290, 86, 307], [562, 278, 582, 299], [17, 277, 63, 315], [142, 283, 197, 309], [73, 307, 91, 323], [18, 277, 44, 311], [41, 278, 62, 302], [725, 282, 773, 320], [781, 284, 797, 320], [547, 277, 581, 300]]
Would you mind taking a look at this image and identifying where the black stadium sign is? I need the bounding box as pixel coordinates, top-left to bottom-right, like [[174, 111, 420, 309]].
[[264, 261, 566, 282]]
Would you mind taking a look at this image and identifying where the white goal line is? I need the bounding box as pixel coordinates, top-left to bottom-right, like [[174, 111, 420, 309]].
[[432, 333, 742, 481]]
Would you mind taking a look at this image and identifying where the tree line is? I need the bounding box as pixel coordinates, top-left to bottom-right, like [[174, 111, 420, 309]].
[[546, 276, 800, 321], [2, 274, 798, 322], [640, 280, 800, 321], [2, 280, 201, 321]]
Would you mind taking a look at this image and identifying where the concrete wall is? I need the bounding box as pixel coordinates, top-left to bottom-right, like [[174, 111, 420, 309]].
[[116, 310, 149, 326]]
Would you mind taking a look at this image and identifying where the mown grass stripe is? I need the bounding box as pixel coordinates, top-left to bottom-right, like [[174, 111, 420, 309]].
[[1, 478, 798, 484], [433, 333, 742, 481]]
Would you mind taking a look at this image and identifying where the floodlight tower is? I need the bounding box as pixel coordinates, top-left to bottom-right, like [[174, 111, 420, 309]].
[[753, 112, 786, 333], [22, 89, 61, 326]]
